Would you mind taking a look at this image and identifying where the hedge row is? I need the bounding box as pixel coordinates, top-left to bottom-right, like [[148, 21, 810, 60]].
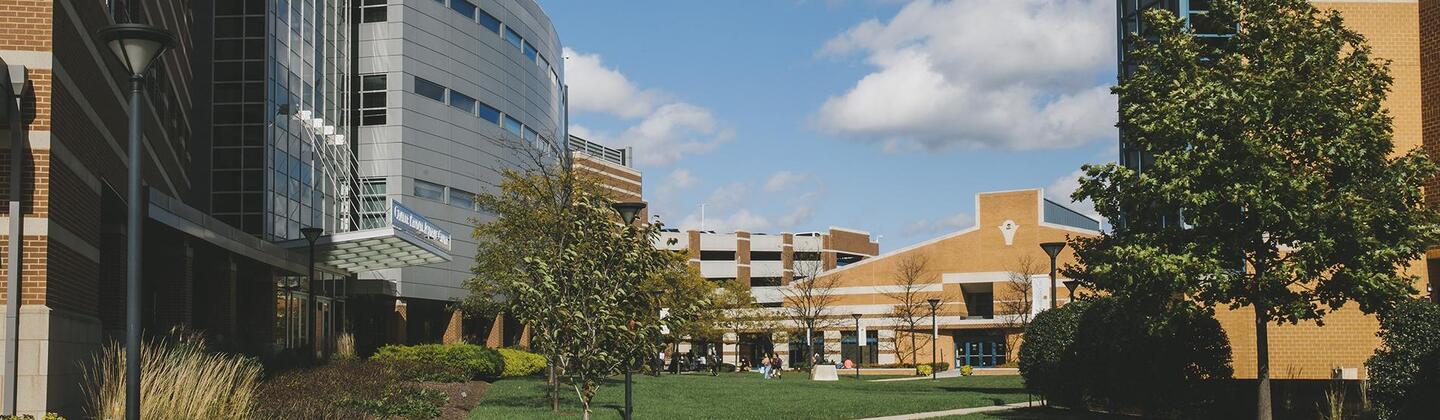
[[371, 344, 547, 382], [1018, 297, 1233, 416], [1366, 299, 1440, 420]]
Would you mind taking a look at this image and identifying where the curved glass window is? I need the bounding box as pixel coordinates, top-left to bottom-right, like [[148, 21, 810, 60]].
[[502, 115, 523, 136], [477, 8, 501, 33], [450, 0, 476, 19], [414, 77, 446, 102], [504, 27, 523, 51], [449, 91, 477, 114]]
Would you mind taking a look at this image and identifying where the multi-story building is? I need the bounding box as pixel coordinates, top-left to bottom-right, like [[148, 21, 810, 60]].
[[569, 134, 641, 203], [348, 0, 566, 347], [0, 0, 573, 414], [1117, 0, 1433, 380], [722, 190, 1098, 369]]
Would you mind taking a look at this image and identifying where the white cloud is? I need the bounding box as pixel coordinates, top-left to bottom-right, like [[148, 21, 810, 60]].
[[816, 0, 1117, 151], [901, 212, 975, 237], [654, 169, 699, 200], [563, 49, 731, 166], [1046, 169, 1103, 222], [763, 171, 811, 192], [562, 48, 663, 118], [680, 209, 773, 233], [778, 206, 816, 227]]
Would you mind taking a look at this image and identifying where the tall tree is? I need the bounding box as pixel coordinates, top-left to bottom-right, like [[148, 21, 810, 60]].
[[883, 254, 933, 366], [999, 256, 1042, 360], [466, 170, 702, 419], [1073, 1, 1440, 418], [782, 248, 842, 363]]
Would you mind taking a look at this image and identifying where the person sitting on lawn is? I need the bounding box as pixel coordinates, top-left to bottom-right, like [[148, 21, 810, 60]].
[[843, 358, 854, 370]]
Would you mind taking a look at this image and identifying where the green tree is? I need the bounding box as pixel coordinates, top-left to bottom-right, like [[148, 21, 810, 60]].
[[1071, 1, 1440, 418], [465, 170, 702, 419]]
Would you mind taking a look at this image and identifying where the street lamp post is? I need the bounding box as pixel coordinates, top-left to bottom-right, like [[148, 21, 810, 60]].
[[1040, 242, 1066, 309], [301, 227, 323, 360], [610, 202, 645, 420], [927, 298, 940, 380], [852, 313, 862, 379], [96, 23, 174, 420]]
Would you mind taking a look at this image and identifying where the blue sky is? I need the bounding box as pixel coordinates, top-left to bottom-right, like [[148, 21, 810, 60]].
[[543, 0, 1118, 251]]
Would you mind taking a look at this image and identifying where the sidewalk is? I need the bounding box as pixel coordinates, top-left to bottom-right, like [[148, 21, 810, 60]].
[[857, 402, 1032, 420], [870, 369, 963, 382]]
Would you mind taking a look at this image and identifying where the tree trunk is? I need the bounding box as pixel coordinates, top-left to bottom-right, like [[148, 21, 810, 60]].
[[910, 327, 918, 366], [550, 365, 560, 412], [1255, 302, 1272, 420]]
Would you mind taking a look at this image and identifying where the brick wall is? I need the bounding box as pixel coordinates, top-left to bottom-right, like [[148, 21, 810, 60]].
[[0, 0, 52, 52]]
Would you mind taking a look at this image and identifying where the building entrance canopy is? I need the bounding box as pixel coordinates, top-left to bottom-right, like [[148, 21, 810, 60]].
[[277, 202, 452, 273]]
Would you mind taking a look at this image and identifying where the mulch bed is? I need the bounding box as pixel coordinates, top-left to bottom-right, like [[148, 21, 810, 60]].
[[414, 380, 491, 419]]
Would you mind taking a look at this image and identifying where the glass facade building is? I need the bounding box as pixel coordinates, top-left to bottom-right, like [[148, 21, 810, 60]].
[[211, 0, 357, 242]]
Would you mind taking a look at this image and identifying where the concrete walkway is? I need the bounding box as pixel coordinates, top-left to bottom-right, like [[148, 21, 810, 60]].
[[857, 402, 1032, 420], [870, 369, 964, 381]]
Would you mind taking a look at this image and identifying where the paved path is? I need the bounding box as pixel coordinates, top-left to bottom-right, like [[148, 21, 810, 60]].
[[869, 369, 963, 382], [857, 402, 1032, 420]]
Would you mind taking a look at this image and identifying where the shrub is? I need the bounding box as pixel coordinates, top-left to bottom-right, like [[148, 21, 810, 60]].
[[0, 414, 63, 420], [254, 360, 447, 419], [497, 348, 547, 378], [371, 343, 503, 382], [83, 331, 261, 420], [1019, 299, 1090, 406], [960, 365, 974, 376], [1367, 299, 1440, 420], [916, 364, 932, 376], [928, 362, 950, 372], [1070, 297, 1232, 416]]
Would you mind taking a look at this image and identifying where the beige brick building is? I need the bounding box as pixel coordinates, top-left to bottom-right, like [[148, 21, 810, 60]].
[[707, 189, 1099, 369]]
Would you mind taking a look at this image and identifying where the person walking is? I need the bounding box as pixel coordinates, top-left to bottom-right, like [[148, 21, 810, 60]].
[[770, 354, 783, 380], [760, 355, 771, 379]]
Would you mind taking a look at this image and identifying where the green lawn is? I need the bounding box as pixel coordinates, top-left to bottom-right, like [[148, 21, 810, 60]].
[[469, 372, 1033, 419], [944, 407, 1134, 419]]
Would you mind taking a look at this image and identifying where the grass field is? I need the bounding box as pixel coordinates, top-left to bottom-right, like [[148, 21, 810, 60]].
[[469, 372, 1032, 419]]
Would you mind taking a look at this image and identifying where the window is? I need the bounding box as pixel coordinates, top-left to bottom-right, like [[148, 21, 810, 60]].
[[360, 0, 387, 22], [793, 251, 821, 261], [449, 0, 476, 19], [449, 91, 477, 114], [522, 40, 538, 62], [751, 251, 782, 261], [700, 250, 736, 261], [413, 179, 445, 202], [965, 292, 994, 319], [358, 178, 387, 229], [502, 115, 523, 136], [477, 101, 501, 123], [504, 27, 523, 51], [476, 8, 500, 33], [448, 188, 475, 211], [359, 74, 386, 125], [750, 277, 782, 287], [538, 53, 551, 73], [522, 126, 538, 143], [414, 77, 446, 102]]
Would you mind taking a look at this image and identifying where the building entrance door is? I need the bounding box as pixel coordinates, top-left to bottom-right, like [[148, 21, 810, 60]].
[[954, 334, 1006, 368]]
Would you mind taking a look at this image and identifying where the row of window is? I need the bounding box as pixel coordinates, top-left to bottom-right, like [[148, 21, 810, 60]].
[[698, 250, 822, 261], [413, 179, 481, 212], [409, 75, 551, 152], [360, 0, 561, 92]]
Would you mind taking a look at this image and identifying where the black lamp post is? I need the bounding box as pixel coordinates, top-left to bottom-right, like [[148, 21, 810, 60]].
[[609, 201, 647, 420], [852, 313, 862, 379], [927, 298, 940, 380], [1040, 242, 1066, 309], [96, 23, 174, 420], [300, 227, 323, 360]]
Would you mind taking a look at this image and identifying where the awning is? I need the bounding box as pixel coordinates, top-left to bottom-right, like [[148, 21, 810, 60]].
[[277, 226, 451, 273], [276, 202, 453, 273]]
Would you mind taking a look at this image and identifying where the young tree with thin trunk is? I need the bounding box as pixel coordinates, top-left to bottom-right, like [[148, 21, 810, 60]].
[[883, 254, 933, 366], [1074, 1, 1440, 418], [782, 249, 841, 365], [999, 256, 1041, 360]]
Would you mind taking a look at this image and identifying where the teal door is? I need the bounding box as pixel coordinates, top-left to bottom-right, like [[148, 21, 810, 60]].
[[954, 335, 1006, 368]]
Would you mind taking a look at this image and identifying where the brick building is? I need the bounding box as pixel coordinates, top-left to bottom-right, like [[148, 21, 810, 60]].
[[1119, 0, 1439, 380], [693, 190, 1098, 370]]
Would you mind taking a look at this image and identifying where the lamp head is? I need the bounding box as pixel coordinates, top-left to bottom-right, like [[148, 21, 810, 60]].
[[96, 24, 175, 77], [300, 227, 324, 243], [852, 313, 861, 321], [1064, 279, 1080, 295], [1039, 241, 1066, 259], [612, 201, 647, 225], [926, 298, 941, 310]]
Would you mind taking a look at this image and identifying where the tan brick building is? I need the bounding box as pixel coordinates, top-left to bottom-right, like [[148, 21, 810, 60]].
[[1120, 0, 1439, 381], [707, 190, 1099, 369]]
